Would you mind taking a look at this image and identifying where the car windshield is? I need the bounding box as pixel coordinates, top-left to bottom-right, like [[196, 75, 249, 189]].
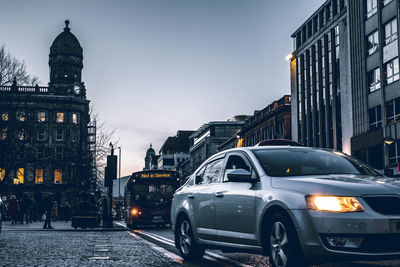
[[133, 183, 176, 208], [253, 148, 381, 177]]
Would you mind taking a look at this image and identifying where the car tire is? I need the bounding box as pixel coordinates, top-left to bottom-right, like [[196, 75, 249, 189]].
[[175, 216, 205, 261], [265, 212, 307, 267]]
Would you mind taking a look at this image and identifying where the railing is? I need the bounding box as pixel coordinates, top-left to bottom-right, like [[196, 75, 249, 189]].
[[0, 85, 49, 94]]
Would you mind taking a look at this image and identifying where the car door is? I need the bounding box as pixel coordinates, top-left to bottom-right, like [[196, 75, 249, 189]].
[[214, 152, 258, 246], [189, 156, 225, 241]]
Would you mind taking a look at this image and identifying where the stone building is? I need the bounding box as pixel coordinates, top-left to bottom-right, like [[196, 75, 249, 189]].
[[290, 0, 400, 173], [0, 20, 93, 206], [143, 144, 159, 170]]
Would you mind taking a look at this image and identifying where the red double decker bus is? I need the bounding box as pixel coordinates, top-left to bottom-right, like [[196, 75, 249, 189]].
[[125, 170, 180, 229]]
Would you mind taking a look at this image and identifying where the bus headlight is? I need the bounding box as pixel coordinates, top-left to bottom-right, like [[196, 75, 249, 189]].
[[306, 195, 364, 212], [131, 208, 140, 216]]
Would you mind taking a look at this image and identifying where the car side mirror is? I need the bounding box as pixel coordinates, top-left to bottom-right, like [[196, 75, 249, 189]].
[[227, 169, 253, 183]]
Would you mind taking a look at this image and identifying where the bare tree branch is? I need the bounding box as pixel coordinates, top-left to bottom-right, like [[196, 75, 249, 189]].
[[0, 45, 40, 86]]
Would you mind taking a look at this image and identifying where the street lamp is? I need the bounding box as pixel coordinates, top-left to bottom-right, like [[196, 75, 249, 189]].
[[118, 146, 121, 198], [384, 136, 394, 176]]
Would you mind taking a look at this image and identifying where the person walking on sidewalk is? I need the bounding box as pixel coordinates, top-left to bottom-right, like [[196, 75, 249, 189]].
[[101, 194, 109, 228], [8, 195, 19, 225], [43, 194, 54, 229]]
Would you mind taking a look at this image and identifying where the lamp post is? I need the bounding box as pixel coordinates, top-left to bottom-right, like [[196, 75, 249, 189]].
[[118, 146, 121, 198]]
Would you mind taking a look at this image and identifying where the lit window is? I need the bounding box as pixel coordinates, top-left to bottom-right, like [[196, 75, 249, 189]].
[[16, 111, 26, 122], [384, 18, 398, 46], [56, 112, 64, 123], [2, 112, 8, 121], [367, 31, 379, 55], [54, 169, 62, 184], [35, 169, 43, 184], [72, 113, 78, 124], [368, 67, 381, 92], [385, 58, 399, 84], [55, 129, 63, 141], [37, 128, 46, 141], [0, 168, 5, 181], [38, 112, 46, 122], [1, 128, 7, 140], [366, 0, 377, 18], [16, 168, 24, 184], [18, 129, 25, 141]]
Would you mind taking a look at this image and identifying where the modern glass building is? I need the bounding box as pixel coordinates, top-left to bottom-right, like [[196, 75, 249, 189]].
[[291, 0, 400, 173]]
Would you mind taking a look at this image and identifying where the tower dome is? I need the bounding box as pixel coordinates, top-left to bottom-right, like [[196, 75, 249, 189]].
[[146, 144, 156, 156], [49, 20, 84, 95]]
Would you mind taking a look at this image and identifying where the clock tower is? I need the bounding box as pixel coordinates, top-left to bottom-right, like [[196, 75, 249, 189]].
[[49, 20, 85, 97]]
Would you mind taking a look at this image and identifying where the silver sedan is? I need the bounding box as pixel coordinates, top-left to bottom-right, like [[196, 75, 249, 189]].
[[171, 146, 400, 267]]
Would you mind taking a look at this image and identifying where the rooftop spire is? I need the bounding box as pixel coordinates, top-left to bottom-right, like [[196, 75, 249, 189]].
[[64, 20, 70, 31]]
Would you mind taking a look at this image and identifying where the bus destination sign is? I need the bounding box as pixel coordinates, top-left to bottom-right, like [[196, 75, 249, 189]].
[[140, 172, 172, 179]]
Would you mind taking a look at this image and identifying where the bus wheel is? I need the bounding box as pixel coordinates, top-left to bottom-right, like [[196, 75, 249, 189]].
[[175, 217, 205, 261]]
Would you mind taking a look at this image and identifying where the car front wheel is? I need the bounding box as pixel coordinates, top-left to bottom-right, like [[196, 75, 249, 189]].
[[175, 216, 205, 260], [266, 212, 307, 267]]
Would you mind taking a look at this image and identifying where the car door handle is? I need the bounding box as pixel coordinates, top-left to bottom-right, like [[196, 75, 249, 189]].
[[215, 192, 224, 198], [187, 194, 195, 199]]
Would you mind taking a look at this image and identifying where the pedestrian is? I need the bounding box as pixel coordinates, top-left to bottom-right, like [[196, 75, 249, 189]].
[[20, 194, 32, 224], [43, 194, 54, 229], [51, 201, 58, 222], [63, 202, 72, 222], [101, 194, 109, 228], [8, 195, 19, 224]]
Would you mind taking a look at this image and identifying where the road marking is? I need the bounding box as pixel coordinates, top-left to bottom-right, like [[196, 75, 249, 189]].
[[136, 230, 253, 267], [87, 256, 111, 260], [128, 231, 183, 264]]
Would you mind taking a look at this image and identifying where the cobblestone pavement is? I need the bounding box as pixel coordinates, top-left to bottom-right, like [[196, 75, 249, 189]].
[[0, 230, 181, 267]]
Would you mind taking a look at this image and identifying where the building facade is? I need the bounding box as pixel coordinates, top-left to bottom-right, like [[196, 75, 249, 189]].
[[291, 0, 400, 172], [239, 95, 291, 147], [188, 120, 244, 174], [157, 131, 194, 174], [0, 21, 93, 206], [143, 144, 159, 170]]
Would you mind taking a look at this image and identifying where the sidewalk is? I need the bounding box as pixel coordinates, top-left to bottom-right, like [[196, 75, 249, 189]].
[[1, 220, 126, 231]]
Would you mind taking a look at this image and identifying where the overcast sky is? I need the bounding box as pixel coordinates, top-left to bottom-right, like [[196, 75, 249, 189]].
[[1, 0, 324, 176]]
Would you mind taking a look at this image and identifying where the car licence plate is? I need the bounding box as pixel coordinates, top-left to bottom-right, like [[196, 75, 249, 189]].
[[152, 216, 163, 223], [390, 220, 400, 233]]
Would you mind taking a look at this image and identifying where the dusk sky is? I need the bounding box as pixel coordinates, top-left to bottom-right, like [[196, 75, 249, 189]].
[[1, 0, 325, 176]]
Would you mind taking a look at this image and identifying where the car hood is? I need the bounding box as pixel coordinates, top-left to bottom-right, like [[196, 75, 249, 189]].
[[271, 174, 400, 196]]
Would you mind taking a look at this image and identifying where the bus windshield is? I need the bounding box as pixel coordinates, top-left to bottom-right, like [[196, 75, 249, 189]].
[[133, 183, 176, 209]]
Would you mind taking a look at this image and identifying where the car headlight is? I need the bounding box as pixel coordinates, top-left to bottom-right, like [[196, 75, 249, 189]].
[[306, 195, 364, 212]]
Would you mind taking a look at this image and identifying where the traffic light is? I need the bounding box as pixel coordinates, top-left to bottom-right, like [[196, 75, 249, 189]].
[[104, 155, 117, 187]]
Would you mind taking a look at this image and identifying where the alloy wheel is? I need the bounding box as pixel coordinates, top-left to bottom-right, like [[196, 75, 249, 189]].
[[270, 221, 289, 267], [180, 220, 192, 255]]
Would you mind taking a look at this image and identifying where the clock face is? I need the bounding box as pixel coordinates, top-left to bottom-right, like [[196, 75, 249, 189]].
[[73, 84, 81, 95]]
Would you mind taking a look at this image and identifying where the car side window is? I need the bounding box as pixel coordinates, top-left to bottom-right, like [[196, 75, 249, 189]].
[[196, 158, 224, 185], [223, 154, 251, 182], [195, 165, 206, 185]]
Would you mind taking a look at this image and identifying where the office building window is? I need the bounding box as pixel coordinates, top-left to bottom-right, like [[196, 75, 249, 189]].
[[367, 31, 379, 55], [37, 147, 45, 159], [366, 0, 377, 18], [55, 147, 63, 158], [0, 168, 5, 182], [18, 129, 25, 141], [56, 112, 64, 123], [386, 97, 400, 124], [37, 128, 46, 141], [383, 0, 393, 6], [368, 68, 381, 92], [16, 111, 26, 122], [55, 128, 63, 141], [384, 18, 398, 45], [1, 128, 7, 140], [35, 169, 43, 184], [72, 113, 79, 124], [369, 106, 382, 129], [38, 112, 46, 122], [385, 58, 399, 84], [54, 169, 62, 184], [15, 168, 24, 184], [1, 112, 8, 121]]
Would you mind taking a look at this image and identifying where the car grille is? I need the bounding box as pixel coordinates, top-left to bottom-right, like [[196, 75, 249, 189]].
[[363, 196, 400, 215]]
